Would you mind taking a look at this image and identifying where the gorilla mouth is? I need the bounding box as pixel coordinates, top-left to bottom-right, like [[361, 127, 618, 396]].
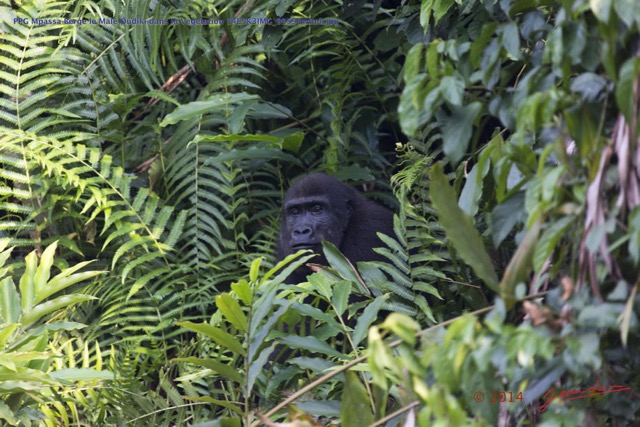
[[291, 244, 317, 250]]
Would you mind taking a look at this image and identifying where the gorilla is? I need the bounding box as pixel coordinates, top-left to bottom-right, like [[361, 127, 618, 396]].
[[277, 172, 394, 282]]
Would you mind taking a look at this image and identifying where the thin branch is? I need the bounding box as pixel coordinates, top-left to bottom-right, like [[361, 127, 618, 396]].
[[368, 401, 420, 427]]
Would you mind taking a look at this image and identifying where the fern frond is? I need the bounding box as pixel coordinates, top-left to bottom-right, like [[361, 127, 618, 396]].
[[0, 4, 77, 133]]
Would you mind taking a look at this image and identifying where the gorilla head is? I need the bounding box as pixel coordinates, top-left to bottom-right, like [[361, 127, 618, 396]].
[[277, 173, 394, 282]]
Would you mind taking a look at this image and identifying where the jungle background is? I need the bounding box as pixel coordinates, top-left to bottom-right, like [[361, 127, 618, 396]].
[[0, 0, 639, 425]]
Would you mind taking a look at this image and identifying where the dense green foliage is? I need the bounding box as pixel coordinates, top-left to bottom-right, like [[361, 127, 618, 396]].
[[0, 0, 638, 425]]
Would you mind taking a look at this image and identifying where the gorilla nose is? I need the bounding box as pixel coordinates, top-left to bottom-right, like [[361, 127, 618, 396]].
[[292, 226, 316, 248], [293, 226, 312, 237]]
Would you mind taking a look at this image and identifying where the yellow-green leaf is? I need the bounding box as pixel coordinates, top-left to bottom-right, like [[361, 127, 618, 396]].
[[500, 216, 543, 309], [341, 371, 374, 426], [430, 164, 499, 291], [216, 293, 248, 332], [177, 321, 245, 356]]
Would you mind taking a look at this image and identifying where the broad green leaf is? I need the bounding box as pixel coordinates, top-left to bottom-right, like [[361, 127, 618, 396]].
[[247, 344, 276, 395], [573, 333, 601, 368], [368, 326, 391, 389], [289, 356, 336, 374], [297, 400, 341, 418], [341, 371, 374, 426], [248, 301, 291, 361], [398, 74, 428, 136], [331, 281, 351, 316], [216, 293, 248, 332], [45, 259, 100, 286], [307, 272, 334, 301], [291, 301, 343, 328], [381, 313, 420, 346], [0, 247, 12, 280], [470, 23, 498, 67], [0, 351, 52, 367], [21, 295, 95, 326], [334, 164, 375, 182], [484, 299, 506, 334], [522, 363, 566, 405], [445, 314, 477, 347], [247, 102, 292, 120], [491, 192, 525, 247], [459, 149, 491, 216], [0, 380, 53, 393], [500, 22, 521, 60], [33, 242, 56, 296], [374, 27, 401, 52], [426, 41, 440, 76], [590, 0, 612, 23], [570, 73, 609, 102], [481, 39, 501, 88], [405, 44, 423, 81], [275, 0, 296, 16], [0, 323, 18, 348], [577, 304, 623, 328], [249, 257, 262, 282], [36, 269, 103, 305], [231, 279, 252, 305], [177, 321, 245, 356], [533, 216, 574, 273], [41, 322, 86, 332], [282, 131, 304, 153], [323, 242, 370, 296], [430, 164, 499, 291], [224, 102, 253, 132], [174, 357, 243, 383], [49, 368, 114, 382], [0, 278, 19, 324], [421, 81, 441, 123], [616, 58, 640, 123], [19, 250, 37, 311], [564, 105, 601, 159], [613, 0, 640, 28], [215, 147, 288, 164], [160, 93, 259, 126], [420, 0, 433, 27], [268, 252, 318, 284], [0, 400, 17, 424], [499, 216, 542, 309], [278, 335, 343, 358], [433, 0, 455, 24], [565, 22, 586, 64], [440, 75, 465, 106], [517, 91, 544, 132], [441, 102, 482, 164], [353, 295, 386, 346]]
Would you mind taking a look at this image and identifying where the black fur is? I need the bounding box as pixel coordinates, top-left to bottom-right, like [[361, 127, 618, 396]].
[[277, 173, 393, 282]]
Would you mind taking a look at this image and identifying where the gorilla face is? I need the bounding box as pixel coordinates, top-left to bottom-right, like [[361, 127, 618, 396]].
[[283, 195, 350, 252], [277, 173, 394, 283]]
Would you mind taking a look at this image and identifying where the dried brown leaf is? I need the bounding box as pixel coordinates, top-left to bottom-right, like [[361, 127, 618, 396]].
[[560, 277, 574, 302]]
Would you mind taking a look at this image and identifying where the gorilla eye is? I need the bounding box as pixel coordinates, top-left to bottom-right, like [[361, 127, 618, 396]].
[[310, 204, 323, 213], [289, 207, 302, 216]]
